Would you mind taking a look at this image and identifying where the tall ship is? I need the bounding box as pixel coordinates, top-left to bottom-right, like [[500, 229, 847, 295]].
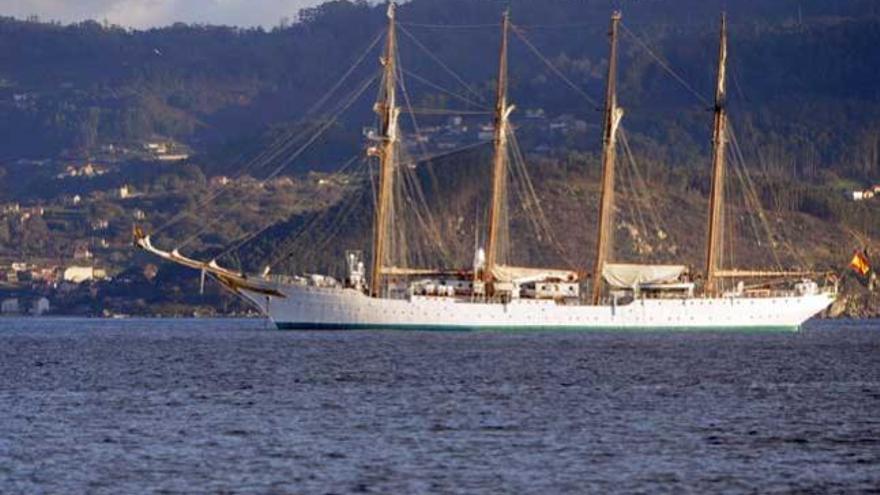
[[136, 5, 836, 330]]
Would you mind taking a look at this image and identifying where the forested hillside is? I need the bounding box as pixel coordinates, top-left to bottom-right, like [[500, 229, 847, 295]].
[[2, 0, 880, 315], [0, 0, 878, 178]]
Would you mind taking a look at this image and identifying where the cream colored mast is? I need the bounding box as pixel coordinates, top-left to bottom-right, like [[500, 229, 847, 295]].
[[369, 2, 400, 298], [704, 13, 728, 295], [484, 9, 514, 287], [591, 11, 623, 305]]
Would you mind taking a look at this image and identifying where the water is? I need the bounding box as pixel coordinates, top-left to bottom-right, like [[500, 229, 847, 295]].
[[1, 318, 878, 493]]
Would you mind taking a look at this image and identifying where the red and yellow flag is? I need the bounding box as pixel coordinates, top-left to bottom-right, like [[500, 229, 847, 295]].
[[850, 250, 871, 277]]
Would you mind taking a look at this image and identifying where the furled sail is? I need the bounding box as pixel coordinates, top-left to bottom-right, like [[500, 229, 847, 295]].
[[492, 264, 578, 284], [602, 263, 686, 288]]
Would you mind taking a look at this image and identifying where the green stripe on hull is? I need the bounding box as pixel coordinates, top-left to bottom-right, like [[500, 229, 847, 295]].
[[274, 322, 800, 332]]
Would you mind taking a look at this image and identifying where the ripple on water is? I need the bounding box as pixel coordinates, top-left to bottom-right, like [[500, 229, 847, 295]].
[[0, 318, 878, 493]]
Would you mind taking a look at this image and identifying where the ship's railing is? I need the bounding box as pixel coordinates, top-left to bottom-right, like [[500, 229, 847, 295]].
[[595, 285, 835, 305]]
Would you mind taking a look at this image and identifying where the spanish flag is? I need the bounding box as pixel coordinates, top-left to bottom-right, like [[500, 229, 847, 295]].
[[850, 249, 872, 285]]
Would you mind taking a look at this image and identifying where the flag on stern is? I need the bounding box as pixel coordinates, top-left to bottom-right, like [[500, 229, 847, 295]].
[[849, 249, 872, 286]]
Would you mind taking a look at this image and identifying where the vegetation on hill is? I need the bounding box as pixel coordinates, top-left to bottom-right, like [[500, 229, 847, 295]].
[[0, 0, 878, 176], [1, 0, 880, 315]]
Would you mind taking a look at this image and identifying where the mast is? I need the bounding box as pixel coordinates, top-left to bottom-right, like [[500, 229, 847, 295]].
[[484, 9, 513, 286], [370, 2, 399, 297], [705, 13, 728, 295], [591, 11, 623, 305]]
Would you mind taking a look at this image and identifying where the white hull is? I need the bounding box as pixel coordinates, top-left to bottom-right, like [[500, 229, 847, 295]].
[[239, 284, 835, 331]]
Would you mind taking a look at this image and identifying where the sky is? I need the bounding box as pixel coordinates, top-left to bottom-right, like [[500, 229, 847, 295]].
[[0, 0, 329, 29]]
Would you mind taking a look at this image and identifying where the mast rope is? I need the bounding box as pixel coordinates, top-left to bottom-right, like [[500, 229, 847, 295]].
[[401, 68, 489, 109], [619, 129, 669, 248], [395, 46, 453, 267], [617, 132, 652, 256], [619, 22, 711, 107], [398, 25, 487, 104], [727, 90, 812, 270], [398, 139, 492, 168], [510, 24, 601, 108], [148, 29, 384, 238], [300, 180, 372, 270], [727, 129, 782, 271], [175, 70, 379, 250], [400, 21, 619, 30], [727, 124, 812, 271], [723, 180, 733, 287], [216, 154, 363, 263], [266, 162, 371, 271], [507, 126, 580, 270], [726, 131, 767, 268], [304, 29, 385, 118], [399, 21, 499, 29], [726, 65, 806, 269], [270, 23, 465, 274], [151, 118, 313, 239], [513, 22, 608, 29], [403, 108, 491, 115]]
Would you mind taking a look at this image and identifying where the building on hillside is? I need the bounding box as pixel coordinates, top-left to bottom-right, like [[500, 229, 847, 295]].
[[145, 141, 189, 162], [549, 118, 569, 132], [57, 163, 106, 179], [64, 266, 95, 283], [157, 153, 189, 162], [525, 108, 546, 119], [1, 298, 20, 314], [270, 177, 295, 188], [210, 176, 231, 187], [851, 189, 876, 201], [13, 158, 51, 167], [237, 176, 260, 187], [477, 124, 495, 141], [145, 142, 168, 154], [20, 206, 44, 219], [446, 115, 467, 134], [12, 92, 36, 108]]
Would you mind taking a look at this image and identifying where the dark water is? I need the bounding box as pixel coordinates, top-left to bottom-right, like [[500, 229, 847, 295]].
[[1, 318, 878, 493]]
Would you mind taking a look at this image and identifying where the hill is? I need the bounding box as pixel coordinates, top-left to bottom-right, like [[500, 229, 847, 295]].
[[0, 1, 878, 176], [2, 0, 880, 315]]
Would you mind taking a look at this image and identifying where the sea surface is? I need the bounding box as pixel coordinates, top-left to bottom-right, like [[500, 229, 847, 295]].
[[0, 318, 878, 493]]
